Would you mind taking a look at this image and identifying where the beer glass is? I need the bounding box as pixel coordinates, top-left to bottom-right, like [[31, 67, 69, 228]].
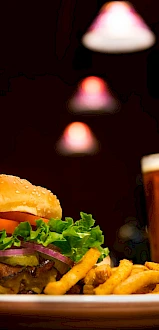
[[141, 153, 159, 262]]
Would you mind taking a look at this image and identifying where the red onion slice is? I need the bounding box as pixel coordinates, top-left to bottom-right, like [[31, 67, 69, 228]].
[[21, 242, 74, 267], [0, 248, 35, 257]]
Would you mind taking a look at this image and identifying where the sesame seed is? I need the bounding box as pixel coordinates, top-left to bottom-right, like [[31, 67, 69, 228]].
[[16, 190, 20, 194]]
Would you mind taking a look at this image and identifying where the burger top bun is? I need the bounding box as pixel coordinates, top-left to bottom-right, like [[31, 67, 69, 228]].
[[0, 174, 62, 219]]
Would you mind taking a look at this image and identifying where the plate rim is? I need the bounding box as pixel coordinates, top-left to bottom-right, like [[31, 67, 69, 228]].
[[0, 293, 159, 303]]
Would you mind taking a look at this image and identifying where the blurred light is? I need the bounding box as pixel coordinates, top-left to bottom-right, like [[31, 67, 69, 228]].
[[56, 122, 99, 155], [119, 221, 144, 243], [119, 223, 137, 240], [81, 76, 105, 94], [68, 76, 118, 114], [82, 1, 156, 53]]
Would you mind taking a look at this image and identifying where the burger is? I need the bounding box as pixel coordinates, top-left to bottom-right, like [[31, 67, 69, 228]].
[[0, 174, 109, 294]]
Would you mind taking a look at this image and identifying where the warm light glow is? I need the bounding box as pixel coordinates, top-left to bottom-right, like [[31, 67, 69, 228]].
[[68, 76, 118, 114], [65, 122, 89, 147], [105, 2, 141, 37], [56, 122, 98, 155], [82, 1, 156, 53], [81, 76, 105, 95]]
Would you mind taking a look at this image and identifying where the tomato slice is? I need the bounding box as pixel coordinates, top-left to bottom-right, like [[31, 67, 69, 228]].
[[0, 219, 19, 234], [0, 212, 49, 227]]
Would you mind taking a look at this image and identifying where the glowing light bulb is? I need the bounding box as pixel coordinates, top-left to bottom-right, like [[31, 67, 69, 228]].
[[82, 1, 155, 53], [56, 122, 99, 155], [66, 122, 88, 147], [106, 2, 137, 37], [81, 76, 105, 95], [68, 76, 118, 114]]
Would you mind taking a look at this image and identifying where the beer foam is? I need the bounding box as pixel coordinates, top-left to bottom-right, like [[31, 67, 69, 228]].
[[141, 154, 159, 173]]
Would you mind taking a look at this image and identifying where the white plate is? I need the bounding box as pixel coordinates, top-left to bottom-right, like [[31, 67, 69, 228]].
[[0, 294, 159, 329]]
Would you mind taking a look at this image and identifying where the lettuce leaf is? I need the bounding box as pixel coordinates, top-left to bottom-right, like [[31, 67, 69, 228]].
[[0, 212, 109, 262]]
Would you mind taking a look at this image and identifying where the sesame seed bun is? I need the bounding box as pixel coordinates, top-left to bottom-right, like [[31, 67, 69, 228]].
[[0, 174, 62, 219]]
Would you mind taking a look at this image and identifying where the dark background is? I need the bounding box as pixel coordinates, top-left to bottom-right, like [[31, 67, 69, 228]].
[[1, 0, 159, 263]]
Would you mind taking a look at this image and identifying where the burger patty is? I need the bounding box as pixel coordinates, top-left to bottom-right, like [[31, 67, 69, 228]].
[[0, 259, 58, 294]]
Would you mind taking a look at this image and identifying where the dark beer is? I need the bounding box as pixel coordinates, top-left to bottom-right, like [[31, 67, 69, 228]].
[[141, 154, 159, 262]]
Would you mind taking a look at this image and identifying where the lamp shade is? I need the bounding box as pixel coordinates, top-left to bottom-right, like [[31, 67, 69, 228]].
[[68, 76, 118, 113], [56, 122, 99, 155], [82, 1, 156, 53]]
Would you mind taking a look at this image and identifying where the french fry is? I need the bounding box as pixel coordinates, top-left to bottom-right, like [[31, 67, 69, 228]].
[[84, 264, 111, 288], [149, 284, 159, 294], [84, 267, 96, 285], [134, 284, 156, 294], [83, 284, 94, 295], [94, 259, 133, 295], [145, 261, 159, 271], [111, 267, 118, 274], [130, 269, 147, 276], [114, 270, 159, 294], [130, 265, 148, 276], [133, 264, 148, 270], [0, 285, 14, 294], [44, 248, 101, 295], [95, 264, 112, 285]]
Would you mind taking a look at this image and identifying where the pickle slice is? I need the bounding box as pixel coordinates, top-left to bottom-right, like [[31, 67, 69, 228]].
[[0, 254, 39, 266]]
